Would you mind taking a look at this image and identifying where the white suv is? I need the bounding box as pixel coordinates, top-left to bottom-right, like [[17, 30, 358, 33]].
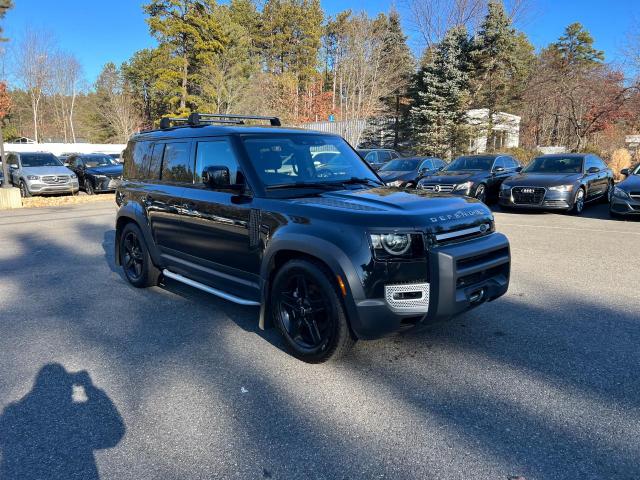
[[7, 152, 79, 197]]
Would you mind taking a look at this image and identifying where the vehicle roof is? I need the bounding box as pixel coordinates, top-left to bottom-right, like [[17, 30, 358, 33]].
[[357, 148, 396, 151], [10, 151, 57, 156], [535, 153, 589, 158], [132, 124, 330, 141], [457, 153, 510, 158]]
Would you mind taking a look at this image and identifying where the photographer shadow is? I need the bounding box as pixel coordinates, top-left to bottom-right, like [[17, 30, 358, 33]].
[[0, 364, 125, 480]]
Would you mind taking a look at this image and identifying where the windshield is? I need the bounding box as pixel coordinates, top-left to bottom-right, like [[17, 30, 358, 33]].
[[524, 157, 583, 174], [84, 156, 118, 168], [20, 154, 62, 168], [243, 134, 379, 188], [380, 158, 421, 172], [445, 156, 495, 171]]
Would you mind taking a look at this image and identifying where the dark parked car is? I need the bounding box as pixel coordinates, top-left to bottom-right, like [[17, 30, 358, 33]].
[[378, 157, 446, 188], [357, 148, 401, 170], [67, 153, 123, 194], [499, 154, 614, 215], [418, 154, 521, 204], [610, 163, 640, 218], [115, 113, 511, 363]]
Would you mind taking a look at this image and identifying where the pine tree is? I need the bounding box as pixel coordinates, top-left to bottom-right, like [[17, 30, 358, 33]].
[[0, 0, 11, 41], [549, 22, 604, 69], [410, 26, 471, 157], [144, 0, 225, 113]]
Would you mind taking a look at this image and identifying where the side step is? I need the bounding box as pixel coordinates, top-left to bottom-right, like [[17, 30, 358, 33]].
[[162, 269, 260, 306]]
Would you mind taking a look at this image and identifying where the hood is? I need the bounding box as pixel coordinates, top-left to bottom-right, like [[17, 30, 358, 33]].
[[503, 172, 582, 188], [85, 165, 123, 176], [282, 187, 493, 233], [378, 170, 416, 182], [617, 174, 640, 191], [21, 166, 75, 177], [420, 170, 482, 184]]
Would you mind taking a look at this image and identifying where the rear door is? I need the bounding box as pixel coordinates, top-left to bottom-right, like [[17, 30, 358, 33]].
[[170, 136, 260, 299]]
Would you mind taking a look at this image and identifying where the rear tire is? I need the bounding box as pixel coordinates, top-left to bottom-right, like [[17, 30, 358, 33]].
[[271, 259, 355, 363], [119, 223, 160, 288]]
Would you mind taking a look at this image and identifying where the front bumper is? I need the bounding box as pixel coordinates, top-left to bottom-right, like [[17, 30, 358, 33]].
[[499, 189, 572, 210], [610, 196, 640, 215], [92, 176, 122, 192], [351, 233, 510, 339], [27, 181, 79, 195]]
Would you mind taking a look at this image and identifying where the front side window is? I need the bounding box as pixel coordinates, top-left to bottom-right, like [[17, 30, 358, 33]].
[[161, 142, 192, 183], [364, 151, 378, 163], [82, 155, 117, 168], [419, 159, 433, 170], [195, 139, 240, 185], [524, 157, 584, 174], [242, 134, 378, 187], [494, 158, 506, 170], [19, 154, 61, 168]]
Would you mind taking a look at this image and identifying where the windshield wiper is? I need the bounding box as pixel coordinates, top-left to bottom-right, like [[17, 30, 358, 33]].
[[265, 181, 344, 191], [338, 177, 385, 187]]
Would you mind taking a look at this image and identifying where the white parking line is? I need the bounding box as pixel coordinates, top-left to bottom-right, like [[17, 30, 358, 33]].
[[498, 222, 640, 236]]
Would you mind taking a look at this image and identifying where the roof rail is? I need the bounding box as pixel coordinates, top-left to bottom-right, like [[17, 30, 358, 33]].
[[158, 113, 282, 130]]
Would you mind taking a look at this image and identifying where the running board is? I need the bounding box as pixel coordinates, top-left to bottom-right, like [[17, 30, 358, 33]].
[[162, 269, 260, 306]]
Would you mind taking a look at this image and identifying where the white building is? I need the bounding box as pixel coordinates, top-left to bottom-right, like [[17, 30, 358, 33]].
[[466, 109, 521, 153], [2, 142, 126, 157]]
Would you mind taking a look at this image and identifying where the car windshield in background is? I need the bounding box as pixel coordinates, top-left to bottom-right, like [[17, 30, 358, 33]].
[[243, 134, 379, 188], [20, 154, 62, 168], [380, 159, 421, 172], [444, 156, 495, 171], [524, 157, 583, 174], [84, 156, 117, 168]]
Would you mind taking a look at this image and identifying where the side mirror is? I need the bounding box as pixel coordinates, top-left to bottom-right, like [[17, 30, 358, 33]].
[[202, 165, 231, 188], [587, 166, 600, 174], [9, 163, 18, 169], [620, 168, 630, 177], [418, 168, 428, 176], [515, 166, 523, 173], [64, 162, 70, 167], [493, 167, 505, 173]]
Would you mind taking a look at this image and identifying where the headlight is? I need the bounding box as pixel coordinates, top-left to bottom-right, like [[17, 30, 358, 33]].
[[548, 185, 573, 192], [370, 233, 412, 256], [386, 180, 403, 187], [70, 174, 77, 179], [454, 181, 473, 191], [26, 175, 40, 181], [613, 187, 630, 199]]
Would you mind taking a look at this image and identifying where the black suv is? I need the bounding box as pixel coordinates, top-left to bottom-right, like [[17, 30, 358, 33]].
[[115, 114, 511, 362]]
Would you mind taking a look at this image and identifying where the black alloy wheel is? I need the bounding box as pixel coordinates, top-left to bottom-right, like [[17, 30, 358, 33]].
[[271, 260, 354, 363], [84, 178, 95, 195], [119, 223, 160, 288], [474, 184, 487, 203]]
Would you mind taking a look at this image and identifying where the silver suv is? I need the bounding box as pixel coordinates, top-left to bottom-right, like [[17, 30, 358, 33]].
[[7, 152, 79, 197]]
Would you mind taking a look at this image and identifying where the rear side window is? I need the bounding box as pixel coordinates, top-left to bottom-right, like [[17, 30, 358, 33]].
[[124, 141, 152, 180], [195, 139, 239, 184], [161, 142, 192, 183], [148, 143, 164, 180]]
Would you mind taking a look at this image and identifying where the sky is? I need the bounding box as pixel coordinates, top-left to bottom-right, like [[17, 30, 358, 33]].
[[3, 0, 639, 83]]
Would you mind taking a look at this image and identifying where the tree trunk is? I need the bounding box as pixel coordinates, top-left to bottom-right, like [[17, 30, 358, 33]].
[[180, 53, 188, 111]]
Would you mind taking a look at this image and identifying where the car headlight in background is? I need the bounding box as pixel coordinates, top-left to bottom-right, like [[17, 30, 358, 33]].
[[548, 185, 574, 192], [386, 180, 404, 187], [26, 175, 40, 181], [454, 181, 473, 192], [613, 187, 630, 199], [70, 174, 77, 179], [370, 233, 412, 256]]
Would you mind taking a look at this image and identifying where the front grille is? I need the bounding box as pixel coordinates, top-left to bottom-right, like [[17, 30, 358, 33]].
[[512, 186, 545, 205], [429, 223, 493, 247], [384, 283, 430, 312], [42, 175, 70, 184], [420, 183, 456, 193], [455, 247, 510, 289], [630, 191, 640, 199]]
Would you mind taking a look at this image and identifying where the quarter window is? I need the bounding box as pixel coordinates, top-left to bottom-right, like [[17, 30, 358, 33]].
[[195, 139, 240, 185], [161, 142, 192, 183]]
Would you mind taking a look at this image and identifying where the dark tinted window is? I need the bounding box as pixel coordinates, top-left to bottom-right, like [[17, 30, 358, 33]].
[[494, 157, 506, 170], [592, 156, 607, 170], [378, 151, 392, 162], [445, 156, 495, 171], [419, 159, 433, 170], [19, 153, 61, 168], [364, 151, 378, 163], [195, 139, 240, 185], [161, 142, 192, 183], [524, 156, 583, 174], [124, 141, 152, 179], [585, 156, 601, 172], [504, 157, 518, 169], [148, 143, 164, 180]]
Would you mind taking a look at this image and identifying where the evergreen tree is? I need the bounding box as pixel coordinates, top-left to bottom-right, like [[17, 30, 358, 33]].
[[144, 0, 225, 113], [410, 26, 471, 157], [0, 0, 12, 41], [549, 22, 604, 69]]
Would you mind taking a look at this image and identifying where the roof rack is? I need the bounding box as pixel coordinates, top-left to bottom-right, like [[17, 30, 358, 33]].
[[158, 113, 282, 130]]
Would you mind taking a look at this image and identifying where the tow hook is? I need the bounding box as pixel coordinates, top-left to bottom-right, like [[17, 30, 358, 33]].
[[469, 288, 485, 304]]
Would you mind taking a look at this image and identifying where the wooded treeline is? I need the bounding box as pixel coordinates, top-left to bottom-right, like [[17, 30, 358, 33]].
[[2, 0, 639, 160]]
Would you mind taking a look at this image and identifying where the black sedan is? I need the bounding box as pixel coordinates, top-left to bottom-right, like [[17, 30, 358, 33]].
[[499, 154, 614, 215], [417, 154, 521, 203], [378, 157, 446, 188], [610, 163, 640, 218], [357, 148, 401, 171], [66, 154, 123, 194]]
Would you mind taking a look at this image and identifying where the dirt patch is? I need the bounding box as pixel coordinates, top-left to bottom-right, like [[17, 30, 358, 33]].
[[21, 193, 115, 208]]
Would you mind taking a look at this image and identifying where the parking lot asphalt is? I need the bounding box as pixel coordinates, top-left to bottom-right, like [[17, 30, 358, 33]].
[[0, 199, 638, 480]]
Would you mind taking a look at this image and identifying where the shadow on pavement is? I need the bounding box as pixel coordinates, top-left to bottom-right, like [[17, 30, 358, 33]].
[[0, 364, 125, 480]]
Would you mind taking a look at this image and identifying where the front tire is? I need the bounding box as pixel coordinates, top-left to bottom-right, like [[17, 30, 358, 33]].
[[19, 181, 31, 198], [84, 178, 95, 195], [474, 183, 487, 203], [271, 259, 355, 363], [571, 187, 585, 215], [119, 223, 160, 288], [603, 181, 614, 204]]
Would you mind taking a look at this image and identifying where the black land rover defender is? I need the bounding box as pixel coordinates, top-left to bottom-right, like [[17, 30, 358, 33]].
[[115, 114, 511, 363]]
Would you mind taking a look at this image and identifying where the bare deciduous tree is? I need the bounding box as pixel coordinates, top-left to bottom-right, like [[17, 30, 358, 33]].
[[13, 29, 52, 142], [49, 52, 83, 142], [95, 63, 141, 143]]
